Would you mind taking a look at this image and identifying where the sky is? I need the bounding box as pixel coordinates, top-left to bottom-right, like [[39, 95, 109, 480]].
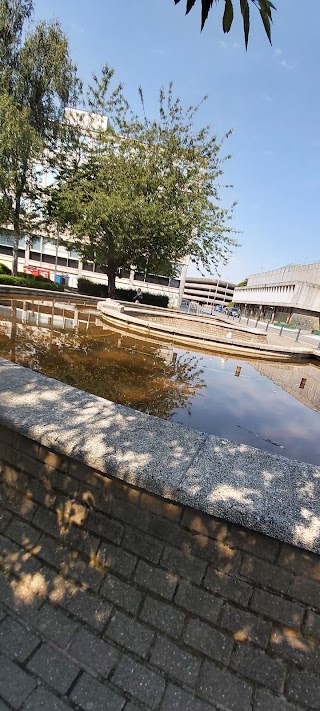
[[33, 0, 320, 284]]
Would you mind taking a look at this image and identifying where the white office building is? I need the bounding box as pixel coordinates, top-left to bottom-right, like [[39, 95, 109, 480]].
[[233, 261, 320, 330]]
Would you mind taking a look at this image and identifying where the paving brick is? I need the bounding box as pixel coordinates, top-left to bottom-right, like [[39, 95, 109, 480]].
[[86, 510, 123, 544], [97, 541, 137, 577], [6, 518, 41, 549], [27, 642, 79, 694], [269, 627, 320, 670], [33, 602, 78, 648], [4, 487, 37, 521], [28, 478, 56, 509], [161, 684, 213, 711], [101, 573, 142, 613], [0, 615, 39, 662], [124, 705, 141, 711], [240, 554, 292, 594], [0, 507, 11, 533], [0, 576, 43, 622], [198, 660, 252, 711], [51, 469, 79, 497], [21, 686, 70, 710], [181, 508, 228, 541], [38, 445, 69, 473], [68, 460, 104, 489], [204, 568, 252, 605], [230, 642, 286, 693], [1, 465, 29, 493], [193, 536, 241, 574], [0, 700, 9, 711], [71, 671, 125, 711], [32, 507, 61, 538], [251, 589, 304, 629], [66, 588, 112, 632], [254, 688, 303, 711], [123, 525, 163, 563], [112, 654, 165, 709], [0, 425, 13, 446], [140, 596, 185, 637], [79, 483, 113, 515], [0, 534, 41, 576], [64, 525, 100, 557], [12, 433, 39, 460], [69, 627, 119, 677], [135, 559, 178, 600], [225, 526, 279, 562], [106, 610, 154, 657], [288, 575, 320, 609], [288, 669, 320, 709], [112, 497, 149, 531], [278, 544, 320, 581], [220, 603, 272, 648], [0, 603, 6, 623], [161, 545, 206, 584], [149, 515, 192, 549], [65, 554, 104, 592], [140, 493, 182, 522], [184, 617, 233, 664], [150, 636, 201, 686], [304, 610, 320, 640], [0, 653, 36, 709]]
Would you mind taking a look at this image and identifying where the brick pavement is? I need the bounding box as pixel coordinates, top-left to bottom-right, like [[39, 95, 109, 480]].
[[0, 426, 320, 710]]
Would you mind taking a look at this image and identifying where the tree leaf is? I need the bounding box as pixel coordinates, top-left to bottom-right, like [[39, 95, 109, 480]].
[[201, 0, 214, 31], [240, 0, 250, 48], [223, 0, 234, 33], [259, 7, 272, 44], [186, 0, 197, 13]]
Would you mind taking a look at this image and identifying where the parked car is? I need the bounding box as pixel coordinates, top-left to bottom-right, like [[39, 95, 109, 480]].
[[229, 307, 240, 317], [215, 304, 223, 312]]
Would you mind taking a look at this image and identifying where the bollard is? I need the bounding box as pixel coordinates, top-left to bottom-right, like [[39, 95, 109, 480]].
[[247, 317, 249, 325], [279, 326, 283, 336], [266, 322, 269, 332], [255, 319, 259, 328], [295, 329, 301, 342]]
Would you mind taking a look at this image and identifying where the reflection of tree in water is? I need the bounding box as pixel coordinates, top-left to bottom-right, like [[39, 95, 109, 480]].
[[0, 317, 206, 420]]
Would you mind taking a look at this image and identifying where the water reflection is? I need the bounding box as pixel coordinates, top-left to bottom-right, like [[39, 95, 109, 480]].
[[0, 298, 319, 465]]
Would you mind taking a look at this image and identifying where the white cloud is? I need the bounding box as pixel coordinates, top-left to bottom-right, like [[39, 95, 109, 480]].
[[274, 48, 282, 56], [261, 92, 272, 103], [280, 58, 295, 70]]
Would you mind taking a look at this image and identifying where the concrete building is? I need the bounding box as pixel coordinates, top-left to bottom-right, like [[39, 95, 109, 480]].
[[183, 276, 235, 308], [233, 261, 320, 330], [0, 231, 189, 308]]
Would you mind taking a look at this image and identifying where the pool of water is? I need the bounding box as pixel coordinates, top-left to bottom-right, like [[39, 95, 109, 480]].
[[1, 297, 320, 465]]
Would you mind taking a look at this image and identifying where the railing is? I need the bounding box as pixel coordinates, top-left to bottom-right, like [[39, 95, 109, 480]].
[[185, 303, 320, 350]]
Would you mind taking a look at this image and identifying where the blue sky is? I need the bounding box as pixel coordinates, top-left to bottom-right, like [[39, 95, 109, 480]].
[[34, 0, 319, 284]]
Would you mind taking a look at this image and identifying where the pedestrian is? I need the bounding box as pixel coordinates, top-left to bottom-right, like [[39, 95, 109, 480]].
[[133, 288, 143, 304]]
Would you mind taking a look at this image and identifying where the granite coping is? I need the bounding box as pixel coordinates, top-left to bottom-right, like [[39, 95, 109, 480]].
[[0, 357, 320, 554]]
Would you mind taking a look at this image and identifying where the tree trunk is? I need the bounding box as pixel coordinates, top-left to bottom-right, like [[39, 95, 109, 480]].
[[12, 198, 21, 276], [12, 231, 19, 276], [107, 268, 116, 299]]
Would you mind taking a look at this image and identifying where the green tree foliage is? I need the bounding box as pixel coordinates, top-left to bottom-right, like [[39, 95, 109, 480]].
[[48, 67, 237, 298], [0, 0, 79, 274], [174, 0, 276, 47], [237, 277, 248, 286]]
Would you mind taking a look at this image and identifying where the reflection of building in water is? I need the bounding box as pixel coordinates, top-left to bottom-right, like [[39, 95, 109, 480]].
[[253, 361, 320, 413]]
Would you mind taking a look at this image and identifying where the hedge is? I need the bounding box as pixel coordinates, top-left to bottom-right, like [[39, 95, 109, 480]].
[[78, 277, 169, 308], [0, 263, 11, 275], [0, 273, 63, 291]]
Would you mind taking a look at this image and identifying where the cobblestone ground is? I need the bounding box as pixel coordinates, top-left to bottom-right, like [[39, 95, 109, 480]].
[[1, 440, 320, 710]]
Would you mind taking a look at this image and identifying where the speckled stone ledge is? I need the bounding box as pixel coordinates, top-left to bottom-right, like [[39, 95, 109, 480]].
[[0, 357, 320, 554]]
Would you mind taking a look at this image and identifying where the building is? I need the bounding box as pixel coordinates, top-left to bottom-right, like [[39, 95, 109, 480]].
[[183, 276, 235, 308], [0, 231, 189, 308], [233, 261, 320, 330]]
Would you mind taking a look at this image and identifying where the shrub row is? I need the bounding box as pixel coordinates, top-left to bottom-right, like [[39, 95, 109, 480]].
[[78, 277, 169, 308], [0, 262, 11, 274], [0, 273, 63, 291]]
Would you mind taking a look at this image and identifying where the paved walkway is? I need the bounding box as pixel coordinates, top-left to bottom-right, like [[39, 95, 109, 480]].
[[1, 453, 320, 710]]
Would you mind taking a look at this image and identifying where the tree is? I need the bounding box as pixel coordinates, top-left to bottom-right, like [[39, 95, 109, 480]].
[[48, 68, 237, 298], [0, 0, 79, 274], [174, 0, 276, 47]]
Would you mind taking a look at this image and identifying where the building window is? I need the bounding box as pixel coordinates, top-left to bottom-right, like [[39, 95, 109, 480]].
[[83, 262, 94, 272], [68, 259, 79, 269], [57, 257, 67, 267], [42, 253, 56, 265], [29, 251, 41, 261], [134, 272, 145, 282]]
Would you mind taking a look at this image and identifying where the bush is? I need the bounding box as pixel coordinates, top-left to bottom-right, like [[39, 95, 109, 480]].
[[0, 262, 11, 274], [78, 278, 169, 308], [0, 273, 63, 291]]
